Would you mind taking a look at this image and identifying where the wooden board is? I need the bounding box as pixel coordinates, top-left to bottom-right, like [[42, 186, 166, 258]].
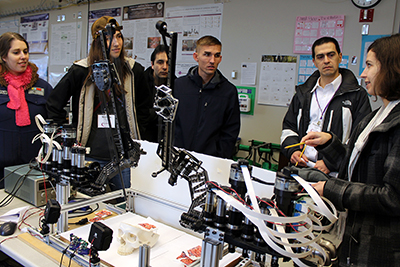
[[18, 232, 113, 267]]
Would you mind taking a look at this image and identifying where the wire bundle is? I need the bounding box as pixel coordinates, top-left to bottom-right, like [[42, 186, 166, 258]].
[[212, 167, 337, 267]]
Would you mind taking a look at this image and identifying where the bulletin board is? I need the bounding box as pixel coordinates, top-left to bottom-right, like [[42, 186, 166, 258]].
[[257, 55, 297, 107], [0, 19, 19, 35], [20, 13, 49, 54], [293, 15, 345, 54], [297, 54, 349, 85], [165, 3, 223, 76], [122, 2, 165, 67]]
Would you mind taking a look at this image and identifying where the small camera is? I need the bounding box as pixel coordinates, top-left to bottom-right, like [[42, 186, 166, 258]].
[[44, 199, 61, 224], [88, 222, 113, 251]]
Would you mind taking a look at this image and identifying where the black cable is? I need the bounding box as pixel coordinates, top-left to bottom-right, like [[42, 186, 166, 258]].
[[0, 163, 28, 187], [0, 159, 42, 207], [68, 218, 89, 225], [59, 245, 69, 267], [69, 206, 94, 215], [68, 203, 99, 218], [0, 167, 34, 207], [66, 198, 100, 217], [59, 250, 65, 267], [68, 249, 78, 267], [0, 185, 17, 207], [251, 176, 275, 186]]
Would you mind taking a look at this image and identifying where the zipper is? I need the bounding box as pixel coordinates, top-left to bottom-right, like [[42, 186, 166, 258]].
[[189, 88, 203, 149], [347, 212, 358, 266]]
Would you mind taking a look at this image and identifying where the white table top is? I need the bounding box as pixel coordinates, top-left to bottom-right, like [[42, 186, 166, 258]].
[[60, 212, 204, 267]]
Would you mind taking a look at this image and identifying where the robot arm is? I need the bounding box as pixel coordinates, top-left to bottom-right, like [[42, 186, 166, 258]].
[[88, 22, 146, 194]]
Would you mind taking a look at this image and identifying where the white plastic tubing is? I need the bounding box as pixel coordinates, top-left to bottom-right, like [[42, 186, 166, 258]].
[[32, 114, 62, 164], [212, 165, 338, 267]]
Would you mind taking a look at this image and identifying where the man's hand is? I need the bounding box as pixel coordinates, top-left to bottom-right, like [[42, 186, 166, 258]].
[[314, 160, 330, 174], [301, 131, 332, 147], [290, 150, 308, 167]]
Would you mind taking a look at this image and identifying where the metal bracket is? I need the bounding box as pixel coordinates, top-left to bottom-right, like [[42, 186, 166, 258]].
[[200, 227, 225, 267]]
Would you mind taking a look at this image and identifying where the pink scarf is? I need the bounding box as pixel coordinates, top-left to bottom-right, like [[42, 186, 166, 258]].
[[4, 66, 32, 126]]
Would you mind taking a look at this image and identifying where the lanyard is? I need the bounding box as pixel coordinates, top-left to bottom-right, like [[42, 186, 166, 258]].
[[94, 89, 125, 113], [314, 89, 334, 120]]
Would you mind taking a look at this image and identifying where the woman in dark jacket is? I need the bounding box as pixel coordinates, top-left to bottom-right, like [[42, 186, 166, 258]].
[[301, 33, 400, 266], [46, 16, 151, 192], [0, 32, 52, 188]]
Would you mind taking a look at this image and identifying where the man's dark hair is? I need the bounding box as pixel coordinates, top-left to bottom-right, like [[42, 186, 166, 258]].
[[151, 44, 168, 63], [312, 37, 341, 59]]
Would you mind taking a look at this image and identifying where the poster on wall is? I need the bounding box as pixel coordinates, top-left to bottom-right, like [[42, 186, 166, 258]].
[[30, 55, 49, 81], [297, 54, 349, 85], [88, 8, 122, 54], [122, 2, 165, 67], [359, 34, 390, 76], [0, 20, 19, 36], [165, 3, 223, 76], [293, 15, 345, 54], [241, 62, 257, 85], [50, 22, 82, 66], [257, 55, 297, 107], [20, 13, 49, 53]]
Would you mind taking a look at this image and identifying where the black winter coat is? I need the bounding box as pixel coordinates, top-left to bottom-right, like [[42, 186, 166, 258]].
[[46, 59, 151, 137], [318, 102, 400, 266], [281, 68, 371, 169], [174, 67, 240, 159]]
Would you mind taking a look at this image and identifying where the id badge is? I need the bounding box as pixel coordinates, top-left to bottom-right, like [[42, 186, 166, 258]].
[[98, 114, 115, 128], [308, 121, 322, 132]]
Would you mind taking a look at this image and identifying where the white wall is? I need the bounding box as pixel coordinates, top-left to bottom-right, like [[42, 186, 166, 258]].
[[1, 0, 399, 147]]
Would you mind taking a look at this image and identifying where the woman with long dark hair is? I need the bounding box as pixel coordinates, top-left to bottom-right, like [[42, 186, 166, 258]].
[[0, 32, 53, 188], [301, 33, 400, 266], [46, 16, 151, 192]]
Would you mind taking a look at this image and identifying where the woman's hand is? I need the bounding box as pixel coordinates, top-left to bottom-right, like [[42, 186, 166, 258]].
[[312, 181, 326, 196], [301, 131, 332, 147]]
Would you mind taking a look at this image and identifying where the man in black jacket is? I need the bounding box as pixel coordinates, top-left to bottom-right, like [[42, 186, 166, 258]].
[[281, 36, 371, 174], [174, 36, 240, 159], [143, 44, 169, 142]]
